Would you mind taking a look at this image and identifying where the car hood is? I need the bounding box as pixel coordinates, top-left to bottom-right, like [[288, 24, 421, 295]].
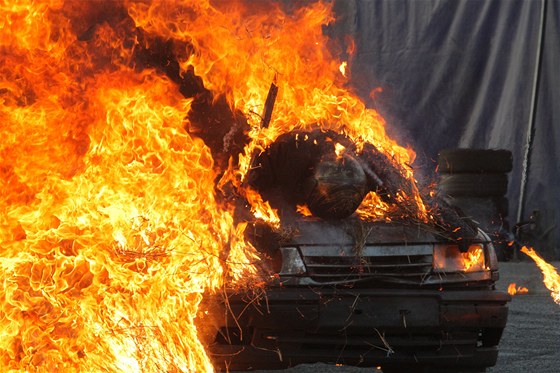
[[270, 218, 496, 287]]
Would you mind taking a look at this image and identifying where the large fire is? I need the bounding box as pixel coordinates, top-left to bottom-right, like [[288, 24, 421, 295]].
[[1, 0, 428, 371]]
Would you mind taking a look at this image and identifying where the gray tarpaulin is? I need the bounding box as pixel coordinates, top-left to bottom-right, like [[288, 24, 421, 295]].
[[327, 0, 560, 258]]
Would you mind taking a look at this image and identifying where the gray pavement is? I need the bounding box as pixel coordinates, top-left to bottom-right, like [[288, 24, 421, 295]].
[[488, 261, 560, 373], [253, 261, 560, 373]]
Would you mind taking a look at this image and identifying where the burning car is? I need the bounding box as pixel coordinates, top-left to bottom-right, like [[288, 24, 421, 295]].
[[208, 223, 509, 373], [205, 130, 511, 373]]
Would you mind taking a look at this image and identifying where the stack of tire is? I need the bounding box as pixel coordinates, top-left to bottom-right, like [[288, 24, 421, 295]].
[[437, 149, 513, 260]]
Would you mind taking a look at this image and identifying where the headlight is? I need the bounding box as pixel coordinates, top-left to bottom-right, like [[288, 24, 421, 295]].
[[275, 247, 307, 275], [433, 243, 487, 272]]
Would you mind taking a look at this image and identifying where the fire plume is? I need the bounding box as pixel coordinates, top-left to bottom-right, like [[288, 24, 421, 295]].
[[507, 283, 529, 296], [520, 247, 560, 304], [1, 0, 430, 371]]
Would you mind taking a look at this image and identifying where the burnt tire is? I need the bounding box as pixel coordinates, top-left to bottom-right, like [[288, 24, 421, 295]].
[[438, 149, 512, 173], [445, 196, 509, 217], [438, 174, 508, 197]]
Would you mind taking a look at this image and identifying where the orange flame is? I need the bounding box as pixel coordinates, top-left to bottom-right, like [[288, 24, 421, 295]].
[[520, 246, 560, 304], [126, 0, 421, 183], [507, 283, 529, 296], [462, 244, 485, 271], [339, 61, 348, 77], [433, 244, 486, 272], [0, 1, 260, 371], [1, 0, 432, 371], [296, 204, 314, 217], [356, 192, 396, 221]]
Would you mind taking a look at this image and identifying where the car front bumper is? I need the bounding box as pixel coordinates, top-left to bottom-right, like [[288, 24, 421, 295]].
[[207, 287, 510, 371]]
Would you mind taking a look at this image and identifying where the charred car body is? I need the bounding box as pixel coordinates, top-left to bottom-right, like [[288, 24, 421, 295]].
[[206, 130, 511, 372], [129, 27, 509, 372], [81, 7, 512, 371], [209, 220, 509, 372]]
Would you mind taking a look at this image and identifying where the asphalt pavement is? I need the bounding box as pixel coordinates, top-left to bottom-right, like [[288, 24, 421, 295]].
[[488, 261, 560, 373], [254, 261, 560, 373]]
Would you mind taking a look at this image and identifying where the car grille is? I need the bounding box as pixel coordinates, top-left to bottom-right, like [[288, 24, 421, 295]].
[[299, 244, 434, 282]]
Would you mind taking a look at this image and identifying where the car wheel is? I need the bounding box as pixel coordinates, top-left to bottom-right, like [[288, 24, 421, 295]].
[[438, 149, 512, 173]]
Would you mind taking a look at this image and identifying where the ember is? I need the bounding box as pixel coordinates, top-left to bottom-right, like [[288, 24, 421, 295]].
[[0, 0, 475, 371]]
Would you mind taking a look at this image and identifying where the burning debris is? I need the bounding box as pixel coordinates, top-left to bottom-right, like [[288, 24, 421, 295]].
[[242, 128, 477, 237], [508, 283, 529, 296], [0, 0, 504, 372], [245, 129, 417, 220], [521, 247, 560, 304]]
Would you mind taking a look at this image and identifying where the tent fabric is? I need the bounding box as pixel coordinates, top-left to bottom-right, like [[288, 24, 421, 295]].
[[525, 0, 560, 258], [328, 0, 559, 258]]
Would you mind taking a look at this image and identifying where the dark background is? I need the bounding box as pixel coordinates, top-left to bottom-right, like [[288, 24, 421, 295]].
[[324, 0, 560, 259]]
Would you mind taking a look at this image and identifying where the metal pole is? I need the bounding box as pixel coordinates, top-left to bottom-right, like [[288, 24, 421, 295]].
[[515, 0, 547, 260]]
